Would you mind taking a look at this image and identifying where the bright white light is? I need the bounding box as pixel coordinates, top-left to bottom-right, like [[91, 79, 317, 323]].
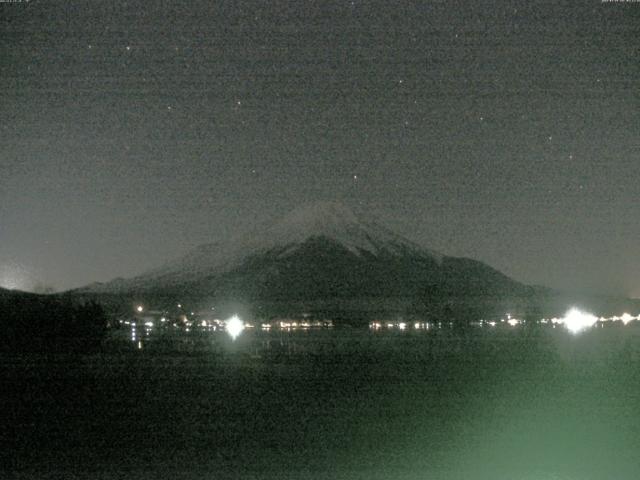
[[620, 313, 634, 325], [144, 321, 153, 327], [507, 318, 519, 327], [398, 322, 406, 330], [136, 305, 143, 313], [226, 315, 245, 340], [563, 308, 598, 334]]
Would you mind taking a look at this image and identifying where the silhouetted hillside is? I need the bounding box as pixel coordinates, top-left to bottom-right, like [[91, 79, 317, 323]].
[[0, 288, 107, 353]]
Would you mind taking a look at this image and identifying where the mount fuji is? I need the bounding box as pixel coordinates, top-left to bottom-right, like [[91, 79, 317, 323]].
[[80, 202, 533, 315]]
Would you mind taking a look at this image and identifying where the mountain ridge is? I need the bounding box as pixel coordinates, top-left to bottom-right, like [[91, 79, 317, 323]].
[[77, 202, 531, 312]]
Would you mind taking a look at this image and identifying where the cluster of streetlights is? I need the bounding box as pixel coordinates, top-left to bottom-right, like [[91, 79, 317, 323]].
[[369, 308, 640, 335], [133, 304, 246, 341]]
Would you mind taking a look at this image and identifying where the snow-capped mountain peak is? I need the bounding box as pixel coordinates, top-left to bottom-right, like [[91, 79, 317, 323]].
[[83, 202, 443, 292], [264, 201, 440, 258]]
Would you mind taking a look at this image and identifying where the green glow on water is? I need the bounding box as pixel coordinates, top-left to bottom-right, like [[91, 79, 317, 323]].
[[5, 327, 640, 479]]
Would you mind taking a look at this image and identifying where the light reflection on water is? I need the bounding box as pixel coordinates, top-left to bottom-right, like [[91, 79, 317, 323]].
[[12, 317, 640, 480], [121, 315, 339, 351], [119, 311, 640, 365], [116, 310, 640, 479], [120, 304, 640, 355], [107, 322, 640, 480]]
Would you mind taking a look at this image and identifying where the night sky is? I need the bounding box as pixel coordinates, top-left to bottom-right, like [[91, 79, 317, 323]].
[[1, 1, 638, 295]]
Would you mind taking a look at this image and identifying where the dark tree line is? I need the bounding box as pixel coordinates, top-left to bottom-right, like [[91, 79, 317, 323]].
[[0, 293, 108, 353]]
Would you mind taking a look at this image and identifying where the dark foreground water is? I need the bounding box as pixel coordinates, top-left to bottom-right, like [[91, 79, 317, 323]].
[[3, 326, 640, 479]]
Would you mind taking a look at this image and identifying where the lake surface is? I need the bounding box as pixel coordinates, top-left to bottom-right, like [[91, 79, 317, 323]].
[[4, 325, 640, 479]]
